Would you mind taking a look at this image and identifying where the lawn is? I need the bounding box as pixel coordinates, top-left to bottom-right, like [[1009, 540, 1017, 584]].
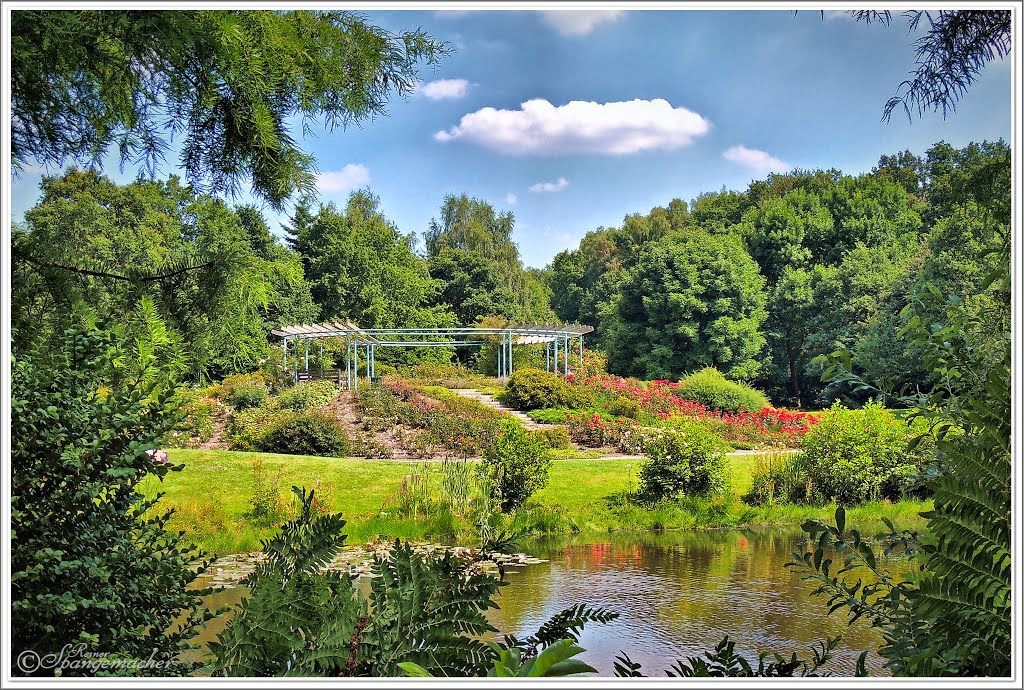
[[148, 448, 930, 555]]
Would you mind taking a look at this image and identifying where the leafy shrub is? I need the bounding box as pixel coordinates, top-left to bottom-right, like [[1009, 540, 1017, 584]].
[[798, 401, 931, 505], [638, 419, 730, 501], [279, 380, 339, 411], [230, 405, 291, 451], [11, 324, 206, 675], [228, 378, 268, 410], [743, 452, 811, 505], [246, 457, 288, 526], [677, 367, 769, 413], [219, 371, 266, 398], [257, 412, 351, 458], [401, 361, 480, 387], [166, 388, 217, 448], [609, 396, 642, 419], [483, 420, 552, 512], [500, 368, 591, 411], [532, 426, 573, 451]]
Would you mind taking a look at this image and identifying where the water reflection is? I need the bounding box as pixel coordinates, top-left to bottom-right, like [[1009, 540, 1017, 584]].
[[488, 529, 893, 676], [191, 528, 899, 676]]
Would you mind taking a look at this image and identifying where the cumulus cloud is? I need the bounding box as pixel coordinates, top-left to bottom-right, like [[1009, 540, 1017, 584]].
[[505, 192, 518, 205], [723, 146, 792, 174], [417, 78, 470, 100], [540, 10, 625, 36], [529, 177, 569, 193], [434, 98, 710, 156], [316, 164, 370, 193]]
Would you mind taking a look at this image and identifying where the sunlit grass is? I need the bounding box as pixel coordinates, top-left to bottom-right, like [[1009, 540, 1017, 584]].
[[149, 449, 931, 555]]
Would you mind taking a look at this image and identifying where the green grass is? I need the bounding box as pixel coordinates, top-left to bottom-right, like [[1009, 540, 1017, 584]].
[[149, 449, 931, 555]]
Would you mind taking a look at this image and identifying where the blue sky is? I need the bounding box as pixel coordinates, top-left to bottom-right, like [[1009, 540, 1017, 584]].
[[10, 8, 1012, 268]]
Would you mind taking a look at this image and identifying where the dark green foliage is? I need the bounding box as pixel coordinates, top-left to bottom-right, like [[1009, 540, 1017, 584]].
[[212, 487, 543, 677], [210, 487, 367, 675], [11, 10, 447, 207], [500, 368, 589, 411], [798, 267, 1010, 674], [638, 420, 730, 501], [256, 413, 350, 458], [278, 380, 340, 411], [285, 191, 455, 364], [483, 420, 552, 512], [13, 170, 319, 379], [798, 402, 933, 504], [11, 323, 208, 676], [604, 231, 768, 381], [678, 367, 769, 413], [428, 248, 519, 325], [614, 636, 857, 677], [425, 194, 553, 323]]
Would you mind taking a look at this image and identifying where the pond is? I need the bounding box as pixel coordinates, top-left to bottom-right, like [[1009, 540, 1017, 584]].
[[489, 528, 892, 676], [193, 527, 898, 676]]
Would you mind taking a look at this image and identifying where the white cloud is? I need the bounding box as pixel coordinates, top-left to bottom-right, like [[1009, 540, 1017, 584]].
[[505, 192, 518, 205], [529, 177, 569, 193], [722, 145, 792, 174], [417, 78, 471, 100], [434, 98, 710, 156], [316, 164, 370, 194], [539, 10, 625, 36]]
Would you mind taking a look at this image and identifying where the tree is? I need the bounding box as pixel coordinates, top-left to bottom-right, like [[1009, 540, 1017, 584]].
[[11, 10, 447, 207], [428, 249, 519, 326], [425, 194, 552, 322], [14, 169, 318, 378], [286, 190, 455, 362], [604, 232, 768, 381], [843, 10, 1012, 122]]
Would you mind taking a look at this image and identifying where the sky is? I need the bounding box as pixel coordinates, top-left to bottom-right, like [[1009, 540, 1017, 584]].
[[9, 8, 1013, 269]]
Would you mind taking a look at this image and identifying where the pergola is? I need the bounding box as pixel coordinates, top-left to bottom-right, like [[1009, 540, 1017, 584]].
[[270, 321, 594, 390]]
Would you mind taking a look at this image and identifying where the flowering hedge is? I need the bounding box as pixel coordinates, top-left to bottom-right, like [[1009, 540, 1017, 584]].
[[568, 374, 819, 449]]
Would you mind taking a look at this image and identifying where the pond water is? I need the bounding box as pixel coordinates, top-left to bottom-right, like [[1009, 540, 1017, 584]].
[[489, 528, 892, 676], [194, 528, 898, 676]]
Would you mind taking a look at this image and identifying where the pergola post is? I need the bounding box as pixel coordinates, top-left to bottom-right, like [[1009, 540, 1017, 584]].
[[579, 335, 584, 372], [563, 334, 569, 375], [546, 341, 550, 372], [553, 337, 559, 376], [304, 339, 309, 373], [507, 332, 513, 377], [283, 338, 288, 370]]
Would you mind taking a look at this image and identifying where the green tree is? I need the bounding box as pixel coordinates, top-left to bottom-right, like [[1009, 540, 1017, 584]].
[[286, 190, 455, 362], [14, 169, 318, 378], [604, 231, 768, 381], [11, 10, 447, 207], [428, 249, 518, 325], [425, 194, 552, 322], [11, 321, 209, 676]]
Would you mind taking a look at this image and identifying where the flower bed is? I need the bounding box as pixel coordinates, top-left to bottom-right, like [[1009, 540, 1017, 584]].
[[571, 374, 819, 448]]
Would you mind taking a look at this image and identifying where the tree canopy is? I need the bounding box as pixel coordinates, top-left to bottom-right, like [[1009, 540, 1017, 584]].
[[11, 10, 447, 207]]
